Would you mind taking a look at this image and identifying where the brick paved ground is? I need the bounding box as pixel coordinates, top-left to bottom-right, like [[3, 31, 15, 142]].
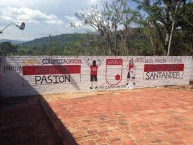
[[42, 87, 193, 145], [0, 96, 61, 145]]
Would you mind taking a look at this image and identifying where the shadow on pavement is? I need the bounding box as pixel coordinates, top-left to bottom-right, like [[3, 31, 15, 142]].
[[40, 96, 78, 145], [0, 57, 78, 145]]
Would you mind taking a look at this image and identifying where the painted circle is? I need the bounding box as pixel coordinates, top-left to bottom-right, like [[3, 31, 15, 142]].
[[115, 74, 120, 80]]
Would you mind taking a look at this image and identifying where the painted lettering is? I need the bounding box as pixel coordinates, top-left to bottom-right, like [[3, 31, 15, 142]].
[[145, 72, 183, 80], [154, 58, 166, 63], [135, 57, 145, 63], [144, 64, 184, 72], [35, 76, 41, 84], [35, 75, 71, 85], [104, 85, 126, 89], [23, 65, 81, 75], [4, 65, 22, 73], [145, 58, 153, 63], [106, 59, 123, 65], [42, 58, 82, 64]]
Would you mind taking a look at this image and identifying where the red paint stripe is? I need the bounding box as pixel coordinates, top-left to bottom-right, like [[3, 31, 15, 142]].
[[106, 59, 123, 65], [23, 65, 81, 75], [144, 64, 184, 72]]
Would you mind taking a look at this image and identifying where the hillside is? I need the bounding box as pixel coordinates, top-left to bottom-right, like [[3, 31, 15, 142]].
[[18, 33, 102, 55], [0, 31, 160, 56], [20, 33, 83, 47], [0, 39, 23, 44]]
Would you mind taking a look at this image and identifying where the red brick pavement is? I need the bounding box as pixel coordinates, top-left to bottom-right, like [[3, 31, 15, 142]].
[[41, 88, 193, 145]]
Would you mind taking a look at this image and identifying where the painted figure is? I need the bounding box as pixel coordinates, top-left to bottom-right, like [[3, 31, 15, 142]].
[[126, 59, 136, 85], [86, 59, 101, 89]]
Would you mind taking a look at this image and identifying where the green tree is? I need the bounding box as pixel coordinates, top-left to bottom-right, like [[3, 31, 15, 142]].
[[133, 0, 189, 55], [73, 0, 140, 55], [0, 42, 17, 55], [176, 2, 193, 55]]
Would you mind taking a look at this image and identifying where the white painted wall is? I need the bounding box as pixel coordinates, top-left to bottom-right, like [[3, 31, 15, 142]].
[[191, 58, 193, 81], [0, 56, 192, 97]]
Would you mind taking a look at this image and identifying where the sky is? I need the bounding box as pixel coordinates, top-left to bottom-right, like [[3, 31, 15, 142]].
[[0, 0, 109, 41]]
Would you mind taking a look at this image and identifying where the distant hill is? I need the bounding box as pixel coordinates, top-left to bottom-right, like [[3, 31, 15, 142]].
[[0, 39, 23, 45], [20, 33, 89, 47], [0, 32, 153, 56], [17, 33, 102, 55]]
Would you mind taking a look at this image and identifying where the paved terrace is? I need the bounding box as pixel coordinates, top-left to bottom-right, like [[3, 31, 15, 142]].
[[0, 96, 61, 145], [41, 87, 193, 145], [1, 87, 193, 145]]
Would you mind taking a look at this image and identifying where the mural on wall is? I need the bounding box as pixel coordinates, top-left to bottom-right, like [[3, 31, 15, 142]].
[[0, 56, 192, 97], [22, 58, 41, 65], [86, 59, 101, 89], [143, 57, 184, 80], [126, 58, 136, 86], [105, 58, 123, 85], [144, 64, 184, 80], [41, 58, 82, 64], [22, 65, 81, 85], [22, 57, 82, 85], [3, 65, 22, 73]]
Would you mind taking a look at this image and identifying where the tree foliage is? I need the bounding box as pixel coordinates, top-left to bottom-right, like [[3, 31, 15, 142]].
[[1, 0, 193, 56], [73, 0, 141, 55], [0, 42, 17, 55], [175, 2, 193, 55], [133, 0, 193, 55]]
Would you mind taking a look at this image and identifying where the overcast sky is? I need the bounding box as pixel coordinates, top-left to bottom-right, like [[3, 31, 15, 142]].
[[0, 0, 110, 41]]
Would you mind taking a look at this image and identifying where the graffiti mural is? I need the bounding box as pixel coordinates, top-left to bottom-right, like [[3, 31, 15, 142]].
[[144, 64, 184, 80], [42, 58, 82, 64], [4, 65, 22, 73], [22, 57, 82, 86], [22, 65, 81, 85], [106, 59, 123, 85], [0, 56, 192, 97], [126, 58, 136, 86], [22, 58, 41, 65], [22, 65, 81, 75], [86, 59, 101, 89]]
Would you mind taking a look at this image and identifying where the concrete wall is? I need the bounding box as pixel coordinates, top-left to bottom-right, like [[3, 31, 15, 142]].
[[191, 58, 193, 81], [0, 56, 192, 97]]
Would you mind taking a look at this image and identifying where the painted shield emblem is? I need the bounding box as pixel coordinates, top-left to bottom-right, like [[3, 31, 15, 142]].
[[106, 59, 123, 85]]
